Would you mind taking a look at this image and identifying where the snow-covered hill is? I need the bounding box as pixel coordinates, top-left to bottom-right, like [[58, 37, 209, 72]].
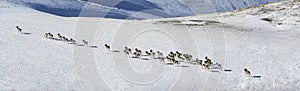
[[5, 0, 280, 19], [1, 0, 300, 90]]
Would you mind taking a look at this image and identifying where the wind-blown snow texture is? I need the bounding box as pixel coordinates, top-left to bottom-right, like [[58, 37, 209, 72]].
[[6, 0, 280, 19]]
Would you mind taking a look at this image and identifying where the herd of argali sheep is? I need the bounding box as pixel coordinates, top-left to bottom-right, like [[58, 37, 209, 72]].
[[15, 26, 256, 78], [123, 47, 223, 71], [44, 32, 78, 44]]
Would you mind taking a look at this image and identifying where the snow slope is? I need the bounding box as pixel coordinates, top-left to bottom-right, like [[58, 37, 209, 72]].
[[1, 0, 300, 90], [5, 0, 280, 19]]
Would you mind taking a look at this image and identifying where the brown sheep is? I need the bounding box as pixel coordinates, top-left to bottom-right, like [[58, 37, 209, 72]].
[[16, 26, 22, 33], [244, 68, 251, 77], [104, 44, 110, 51], [82, 40, 88, 46]]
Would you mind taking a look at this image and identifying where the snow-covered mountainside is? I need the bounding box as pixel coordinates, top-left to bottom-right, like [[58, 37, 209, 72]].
[[1, 0, 300, 90], [5, 0, 280, 19]]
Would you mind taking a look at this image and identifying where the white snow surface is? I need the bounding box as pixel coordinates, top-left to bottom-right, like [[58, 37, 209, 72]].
[[1, 0, 300, 90]]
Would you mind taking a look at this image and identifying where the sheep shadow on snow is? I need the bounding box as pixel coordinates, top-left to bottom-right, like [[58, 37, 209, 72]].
[[224, 69, 233, 72], [111, 50, 120, 53], [178, 65, 189, 68], [165, 63, 174, 65], [88, 46, 98, 48], [252, 75, 262, 78], [210, 70, 220, 73], [141, 58, 150, 60], [49, 38, 61, 41], [21, 32, 32, 35], [77, 44, 85, 46], [68, 42, 77, 45]]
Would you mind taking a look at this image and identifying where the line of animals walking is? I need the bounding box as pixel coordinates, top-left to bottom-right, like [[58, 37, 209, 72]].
[[16, 26, 254, 78]]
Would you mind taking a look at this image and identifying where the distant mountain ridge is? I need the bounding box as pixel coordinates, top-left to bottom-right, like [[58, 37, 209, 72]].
[[6, 0, 280, 19]]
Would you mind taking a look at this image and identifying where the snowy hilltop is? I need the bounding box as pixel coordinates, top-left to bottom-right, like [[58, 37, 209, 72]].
[[5, 0, 280, 19]]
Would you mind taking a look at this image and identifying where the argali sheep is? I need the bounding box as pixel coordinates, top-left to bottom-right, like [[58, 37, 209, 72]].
[[144, 50, 155, 59], [48, 33, 54, 38], [16, 26, 22, 33], [123, 50, 130, 56], [145, 51, 151, 56], [123, 48, 128, 53], [104, 44, 111, 51], [166, 56, 171, 62], [177, 55, 185, 61], [150, 50, 156, 57], [166, 55, 175, 63], [203, 64, 209, 70], [156, 51, 162, 56], [204, 60, 213, 67], [204, 56, 213, 66], [183, 54, 192, 61], [124, 47, 128, 52], [244, 68, 251, 77], [135, 48, 141, 53], [133, 52, 141, 59], [149, 50, 153, 54], [128, 48, 132, 53], [188, 54, 192, 61], [44, 33, 48, 38], [167, 54, 175, 59], [196, 58, 203, 66], [133, 52, 138, 57], [134, 48, 142, 57], [57, 33, 63, 40], [151, 51, 156, 58], [136, 53, 141, 59], [172, 59, 179, 66], [170, 51, 175, 55], [205, 56, 212, 62], [123, 47, 132, 56], [168, 52, 176, 58], [70, 38, 76, 44], [158, 57, 164, 63], [124, 47, 132, 54], [157, 51, 163, 59], [62, 36, 68, 42], [176, 51, 183, 60], [82, 40, 88, 46], [207, 61, 213, 66], [175, 51, 182, 56], [183, 54, 188, 60], [44, 33, 53, 39], [124, 47, 129, 52], [214, 63, 222, 70]]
